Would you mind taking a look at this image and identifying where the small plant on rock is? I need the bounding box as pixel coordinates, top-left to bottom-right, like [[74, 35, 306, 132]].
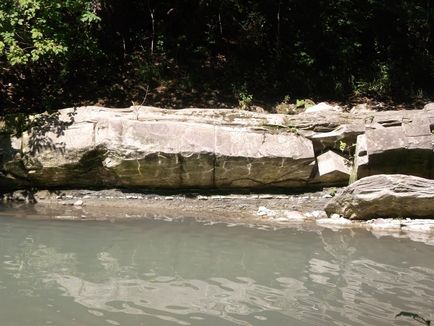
[[234, 83, 253, 110], [295, 98, 315, 110], [238, 91, 253, 110], [275, 96, 316, 114], [275, 95, 297, 114], [338, 140, 356, 159]]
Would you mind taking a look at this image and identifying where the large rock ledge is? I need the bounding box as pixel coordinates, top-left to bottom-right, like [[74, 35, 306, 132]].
[[1, 103, 434, 190], [0, 106, 315, 190]]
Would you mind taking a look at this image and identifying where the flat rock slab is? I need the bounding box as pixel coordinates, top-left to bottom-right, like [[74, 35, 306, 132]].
[[325, 174, 434, 219]]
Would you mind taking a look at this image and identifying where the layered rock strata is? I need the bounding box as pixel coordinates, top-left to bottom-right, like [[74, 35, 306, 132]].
[[1, 103, 433, 190], [0, 107, 315, 190]]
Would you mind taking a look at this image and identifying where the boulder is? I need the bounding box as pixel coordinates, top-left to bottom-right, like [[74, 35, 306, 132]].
[[312, 150, 351, 184], [325, 174, 434, 219]]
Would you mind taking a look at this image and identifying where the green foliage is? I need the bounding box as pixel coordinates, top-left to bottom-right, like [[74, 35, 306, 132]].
[[275, 96, 297, 114], [0, 0, 100, 65], [287, 125, 298, 134], [1, 0, 433, 113], [338, 140, 356, 159], [354, 64, 391, 98], [276, 97, 316, 114], [128, 52, 162, 84], [295, 99, 315, 109], [234, 83, 253, 109], [238, 91, 253, 110], [0, 0, 102, 113], [80, 11, 101, 24], [2, 113, 31, 136], [339, 140, 348, 153]]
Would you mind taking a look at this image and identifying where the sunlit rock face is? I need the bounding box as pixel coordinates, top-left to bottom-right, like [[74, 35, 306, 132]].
[[311, 150, 351, 185], [1, 104, 434, 191], [325, 174, 434, 220], [353, 122, 433, 180], [0, 106, 315, 189]]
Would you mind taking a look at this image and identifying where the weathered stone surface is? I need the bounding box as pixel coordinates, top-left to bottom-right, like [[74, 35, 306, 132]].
[[325, 174, 434, 219], [310, 123, 365, 153], [296, 105, 434, 155], [304, 102, 342, 114], [424, 102, 434, 112], [2, 104, 434, 191], [0, 106, 315, 190], [214, 127, 314, 187], [350, 103, 371, 114], [312, 150, 351, 184], [350, 134, 368, 182], [352, 121, 433, 180], [285, 106, 432, 132]]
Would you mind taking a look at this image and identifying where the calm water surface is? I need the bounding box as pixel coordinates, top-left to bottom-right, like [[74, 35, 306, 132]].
[[0, 213, 433, 325]]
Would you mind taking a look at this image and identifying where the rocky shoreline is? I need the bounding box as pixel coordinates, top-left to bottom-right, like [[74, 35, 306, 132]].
[[1, 102, 434, 244], [2, 187, 434, 245]]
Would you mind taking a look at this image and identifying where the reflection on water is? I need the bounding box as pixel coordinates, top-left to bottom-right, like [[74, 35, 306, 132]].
[[0, 217, 433, 325]]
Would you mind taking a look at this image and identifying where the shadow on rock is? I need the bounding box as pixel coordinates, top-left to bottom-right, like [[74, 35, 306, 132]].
[[0, 109, 77, 191]]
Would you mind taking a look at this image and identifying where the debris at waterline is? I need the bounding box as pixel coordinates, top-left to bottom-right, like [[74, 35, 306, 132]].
[[2, 188, 434, 245]]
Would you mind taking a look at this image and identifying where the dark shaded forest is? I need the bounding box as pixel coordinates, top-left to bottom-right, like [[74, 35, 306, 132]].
[[1, 0, 433, 113]]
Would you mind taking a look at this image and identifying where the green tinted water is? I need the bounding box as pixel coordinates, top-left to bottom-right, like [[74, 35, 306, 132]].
[[0, 214, 433, 325]]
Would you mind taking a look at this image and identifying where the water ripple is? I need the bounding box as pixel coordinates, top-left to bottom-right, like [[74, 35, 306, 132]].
[[0, 217, 433, 325]]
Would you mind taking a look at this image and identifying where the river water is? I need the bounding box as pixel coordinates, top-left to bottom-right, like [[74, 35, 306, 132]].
[[0, 213, 433, 326]]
